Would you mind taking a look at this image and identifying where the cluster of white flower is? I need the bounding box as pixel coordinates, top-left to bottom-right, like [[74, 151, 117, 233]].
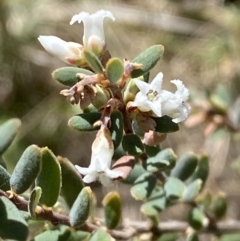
[[38, 10, 190, 186]]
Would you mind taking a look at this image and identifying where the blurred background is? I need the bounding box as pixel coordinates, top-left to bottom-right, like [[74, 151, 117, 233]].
[[1, 0, 240, 237]]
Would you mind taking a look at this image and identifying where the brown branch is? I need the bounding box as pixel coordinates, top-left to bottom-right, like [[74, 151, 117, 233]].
[[1, 189, 240, 239]]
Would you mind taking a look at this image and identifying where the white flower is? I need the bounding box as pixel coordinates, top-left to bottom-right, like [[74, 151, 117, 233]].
[[131, 72, 190, 123], [75, 125, 123, 186], [38, 36, 85, 65], [70, 10, 115, 55]]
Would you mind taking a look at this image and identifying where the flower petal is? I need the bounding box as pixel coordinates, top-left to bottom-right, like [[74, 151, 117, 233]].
[[134, 78, 150, 95], [171, 80, 189, 102], [150, 72, 163, 91]]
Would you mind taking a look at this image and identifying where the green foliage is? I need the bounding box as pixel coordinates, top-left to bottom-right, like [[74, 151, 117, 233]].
[[68, 113, 101, 132], [131, 45, 164, 78], [102, 191, 122, 229], [0, 196, 28, 241], [182, 179, 202, 201], [0, 118, 21, 155], [131, 172, 157, 200], [122, 134, 144, 155], [0, 165, 10, 191], [109, 111, 123, 149], [106, 58, 124, 84], [69, 187, 93, 227], [10, 145, 42, 194], [189, 155, 209, 187], [170, 153, 198, 181], [188, 207, 208, 230], [89, 229, 112, 241], [32, 225, 71, 241], [141, 187, 166, 216], [144, 148, 176, 173], [152, 116, 179, 133], [122, 163, 146, 185], [52, 67, 94, 86], [35, 147, 61, 207], [28, 186, 42, 218], [164, 177, 185, 201], [84, 50, 104, 74], [58, 156, 84, 208]]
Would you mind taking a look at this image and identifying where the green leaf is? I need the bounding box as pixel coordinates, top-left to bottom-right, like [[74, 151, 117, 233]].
[[182, 179, 202, 201], [58, 156, 84, 208], [170, 153, 198, 181], [220, 233, 240, 241], [0, 165, 10, 191], [52, 67, 94, 87], [186, 233, 199, 241], [32, 225, 71, 241], [0, 156, 7, 169], [10, 145, 42, 194], [141, 187, 166, 216], [145, 148, 176, 173], [210, 194, 227, 219], [69, 187, 93, 227], [89, 229, 112, 241], [144, 144, 161, 157], [0, 118, 21, 155], [109, 111, 123, 149], [0, 196, 28, 241], [188, 155, 209, 188], [188, 207, 208, 230], [102, 191, 122, 229], [69, 231, 91, 241], [36, 147, 61, 207], [131, 172, 157, 200], [106, 58, 124, 84], [122, 134, 144, 156], [68, 112, 101, 132], [131, 45, 164, 78], [28, 186, 42, 218], [122, 163, 146, 185], [164, 177, 185, 201], [157, 233, 179, 241], [84, 50, 104, 74], [152, 116, 179, 133]]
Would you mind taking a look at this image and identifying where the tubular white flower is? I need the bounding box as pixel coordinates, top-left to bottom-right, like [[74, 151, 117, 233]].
[[70, 10, 115, 55], [131, 72, 190, 123], [38, 35, 84, 65], [75, 125, 123, 186]]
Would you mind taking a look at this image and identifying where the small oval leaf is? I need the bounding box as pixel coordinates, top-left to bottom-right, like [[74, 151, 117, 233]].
[[152, 116, 179, 133], [58, 156, 84, 208], [10, 145, 42, 194], [131, 45, 164, 78], [141, 187, 166, 216], [0, 165, 10, 191], [106, 58, 124, 84], [109, 111, 123, 149], [89, 229, 112, 241], [0, 196, 28, 241], [131, 172, 157, 200], [164, 177, 185, 201], [0, 118, 21, 155], [52, 67, 94, 86], [189, 155, 209, 188], [84, 50, 104, 74], [36, 147, 61, 207], [188, 207, 209, 230], [145, 148, 176, 173], [122, 134, 144, 156], [170, 152, 198, 181], [182, 179, 202, 202], [69, 187, 93, 227], [28, 186, 42, 218], [102, 191, 122, 229], [68, 112, 101, 132]]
